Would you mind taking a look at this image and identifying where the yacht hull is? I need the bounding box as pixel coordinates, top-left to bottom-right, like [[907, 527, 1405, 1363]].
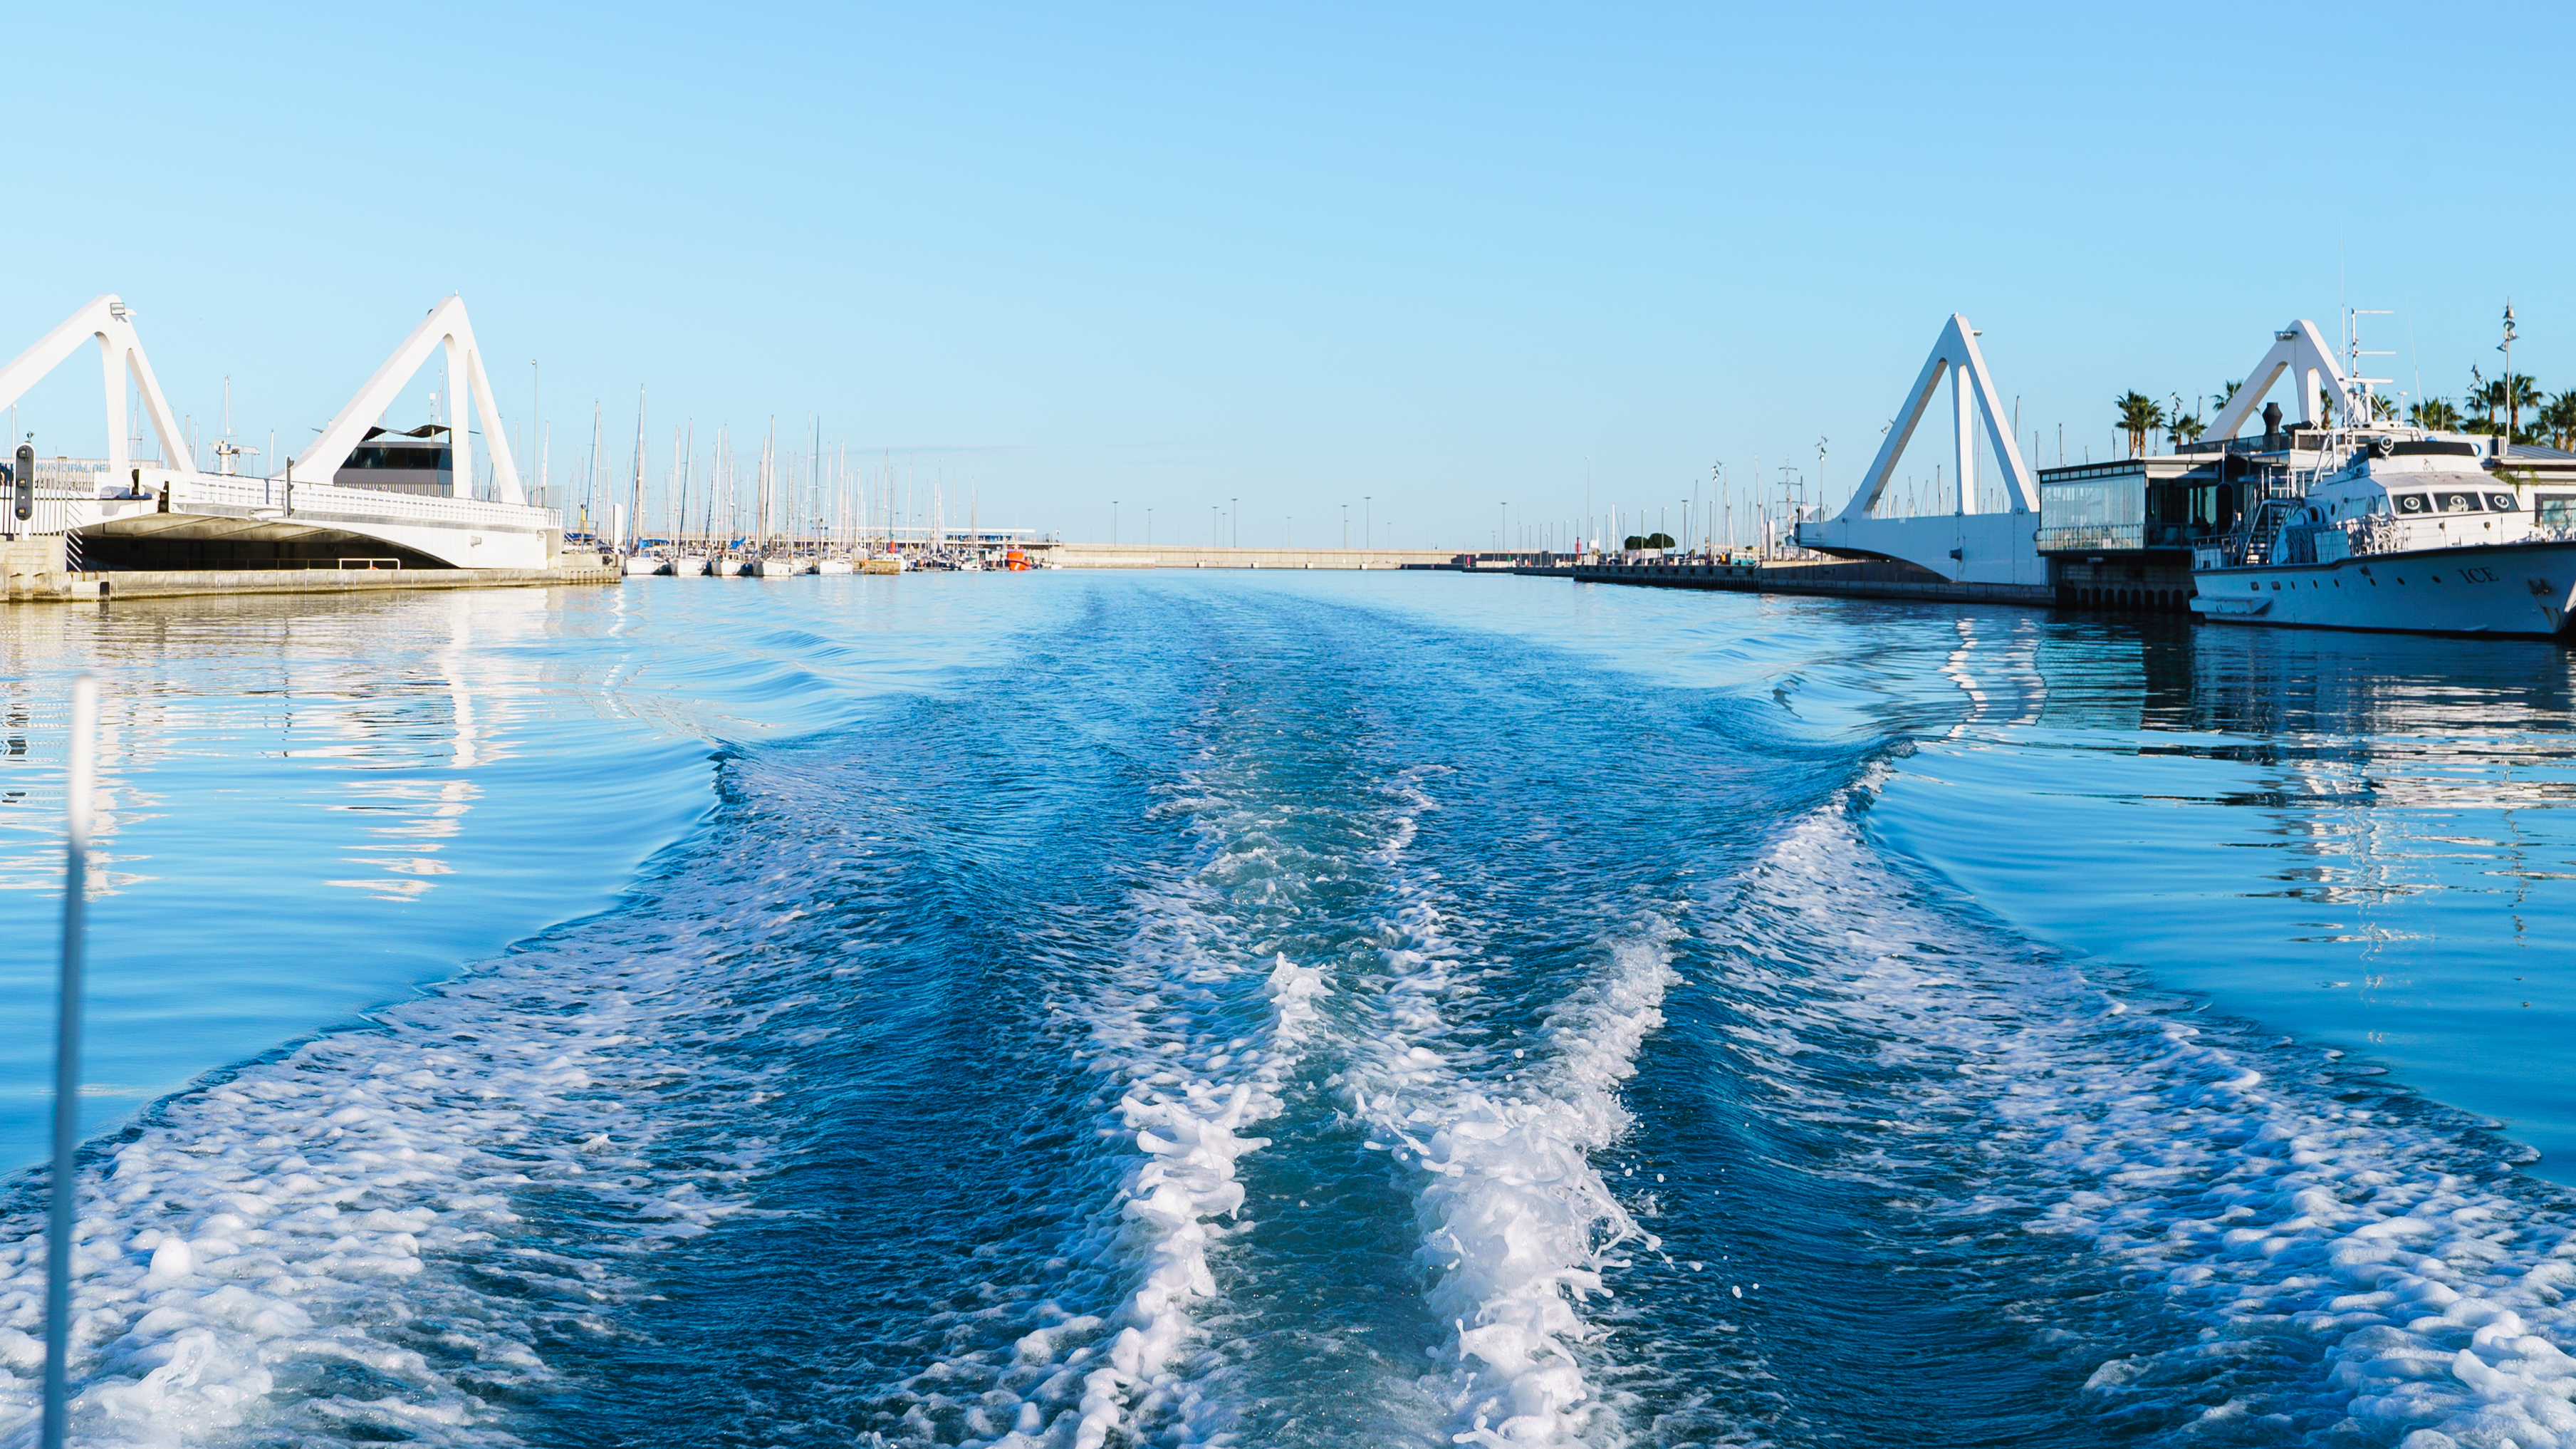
[[2192, 540, 2576, 637]]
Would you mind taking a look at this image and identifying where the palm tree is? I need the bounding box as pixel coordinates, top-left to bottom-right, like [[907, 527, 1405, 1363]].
[[2543, 391, 2576, 452], [2167, 410, 2206, 448], [2467, 365, 2503, 433], [2505, 373, 2544, 440], [2116, 390, 2164, 457], [2410, 398, 2463, 431]]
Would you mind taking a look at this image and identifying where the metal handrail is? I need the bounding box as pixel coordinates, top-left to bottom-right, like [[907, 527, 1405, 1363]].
[[172, 475, 560, 531], [2035, 524, 2145, 551]]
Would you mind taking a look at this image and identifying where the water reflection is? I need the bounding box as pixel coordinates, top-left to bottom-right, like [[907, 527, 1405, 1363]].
[[1874, 613, 2576, 1177], [0, 586, 707, 1168]]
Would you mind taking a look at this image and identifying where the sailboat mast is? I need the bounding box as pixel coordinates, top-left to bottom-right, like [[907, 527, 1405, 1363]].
[[629, 385, 647, 551], [759, 419, 775, 551], [679, 422, 694, 551]]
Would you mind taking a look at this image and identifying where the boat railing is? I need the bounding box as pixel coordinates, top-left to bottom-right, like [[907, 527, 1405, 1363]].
[[2207, 497, 2303, 568]]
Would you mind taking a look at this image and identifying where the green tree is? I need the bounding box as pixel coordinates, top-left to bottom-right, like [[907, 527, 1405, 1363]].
[[2167, 410, 2206, 448], [2468, 365, 2503, 432], [2409, 398, 2463, 431], [2505, 373, 2544, 439], [2540, 391, 2576, 451], [2116, 390, 2164, 457]]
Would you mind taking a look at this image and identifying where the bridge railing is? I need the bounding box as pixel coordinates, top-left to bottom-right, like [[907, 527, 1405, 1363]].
[[173, 475, 560, 531], [6, 459, 560, 537], [6, 486, 105, 543]]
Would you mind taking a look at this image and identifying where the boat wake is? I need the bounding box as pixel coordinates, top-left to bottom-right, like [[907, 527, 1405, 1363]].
[[0, 909, 778, 1448], [1670, 769, 2576, 1447], [14, 581, 2575, 1449]]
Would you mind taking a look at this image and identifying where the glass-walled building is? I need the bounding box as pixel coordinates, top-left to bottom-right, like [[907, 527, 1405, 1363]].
[[2037, 440, 2290, 610]]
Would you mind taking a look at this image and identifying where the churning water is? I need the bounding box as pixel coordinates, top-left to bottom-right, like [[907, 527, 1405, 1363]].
[[3, 573, 2575, 1448]]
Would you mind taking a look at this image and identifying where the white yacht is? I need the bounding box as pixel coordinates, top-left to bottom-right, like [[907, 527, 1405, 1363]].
[[2191, 431, 2576, 636]]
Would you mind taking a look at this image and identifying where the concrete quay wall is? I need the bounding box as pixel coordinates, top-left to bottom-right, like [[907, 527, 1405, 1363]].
[[1047, 543, 1458, 570], [4, 563, 620, 603], [1563, 558, 2056, 606]]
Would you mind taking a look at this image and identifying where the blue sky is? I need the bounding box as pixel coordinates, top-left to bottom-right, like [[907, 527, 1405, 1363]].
[[7, 2, 2571, 549]]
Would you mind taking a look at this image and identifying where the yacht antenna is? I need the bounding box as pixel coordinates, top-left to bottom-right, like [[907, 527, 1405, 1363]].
[[2501, 301, 2520, 442], [2348, 310, 2395, 425]]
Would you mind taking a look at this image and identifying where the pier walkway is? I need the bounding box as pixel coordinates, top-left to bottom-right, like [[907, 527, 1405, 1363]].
[[1552, 557, 2055, 606], [1047, 544, 1459, 569]]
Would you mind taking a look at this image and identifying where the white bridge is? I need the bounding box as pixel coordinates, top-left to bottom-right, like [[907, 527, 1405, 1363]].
[[1798, 313, 2379, 588], [0, 295, 559, 571], [1795, 313, 2048, 586]]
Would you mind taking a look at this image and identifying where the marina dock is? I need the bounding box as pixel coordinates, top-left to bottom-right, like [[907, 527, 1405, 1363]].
[[1555, 556, 2057, 607], [4, 562, 619, 603], [1046, 544, 1459, 569]]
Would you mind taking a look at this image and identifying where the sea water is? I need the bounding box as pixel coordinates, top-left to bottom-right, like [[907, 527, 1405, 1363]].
[[1, 573, 2572, 1448]]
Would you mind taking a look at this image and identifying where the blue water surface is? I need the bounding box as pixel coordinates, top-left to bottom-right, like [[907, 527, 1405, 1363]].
[[0, 572, 2570, 1448]]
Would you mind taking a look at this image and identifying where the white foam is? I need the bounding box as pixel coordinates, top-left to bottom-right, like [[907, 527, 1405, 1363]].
[[1057, 954, 1329, 1449], [1344, 771, 1674, 1446], [1723, 787, 2576, 1447], [0, 941, 771, 1448], [892, 754, 1358, 1449]]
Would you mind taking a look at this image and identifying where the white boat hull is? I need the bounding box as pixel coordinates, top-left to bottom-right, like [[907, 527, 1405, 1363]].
[[622, 555, 668, 576], [813, 558, 855, 575], [669, 555, 711, 576], [2192, 539, 2576, 637], [753, 557, 803, 577]]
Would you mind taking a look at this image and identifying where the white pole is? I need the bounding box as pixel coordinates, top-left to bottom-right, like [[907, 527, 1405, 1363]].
[[43, 672, 98, 1449]]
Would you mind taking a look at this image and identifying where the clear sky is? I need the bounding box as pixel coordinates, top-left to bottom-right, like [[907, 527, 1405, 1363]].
[[8, 2, 2572, 550]]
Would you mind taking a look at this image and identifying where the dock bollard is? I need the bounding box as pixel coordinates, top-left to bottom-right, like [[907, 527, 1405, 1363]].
[[42, 673, 96, 1449]]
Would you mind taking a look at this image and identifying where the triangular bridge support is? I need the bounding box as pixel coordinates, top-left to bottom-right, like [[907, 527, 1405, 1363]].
[[0, 294, 193, 484], [2206, 319, 2356, 439], [1797, 313, 2048, 587], [1833, 313, 2039, 524], [298, 295, 525, 504]]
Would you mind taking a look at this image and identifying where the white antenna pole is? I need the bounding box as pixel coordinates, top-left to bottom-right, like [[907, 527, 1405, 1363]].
[[42, 673, 99, 1449]]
